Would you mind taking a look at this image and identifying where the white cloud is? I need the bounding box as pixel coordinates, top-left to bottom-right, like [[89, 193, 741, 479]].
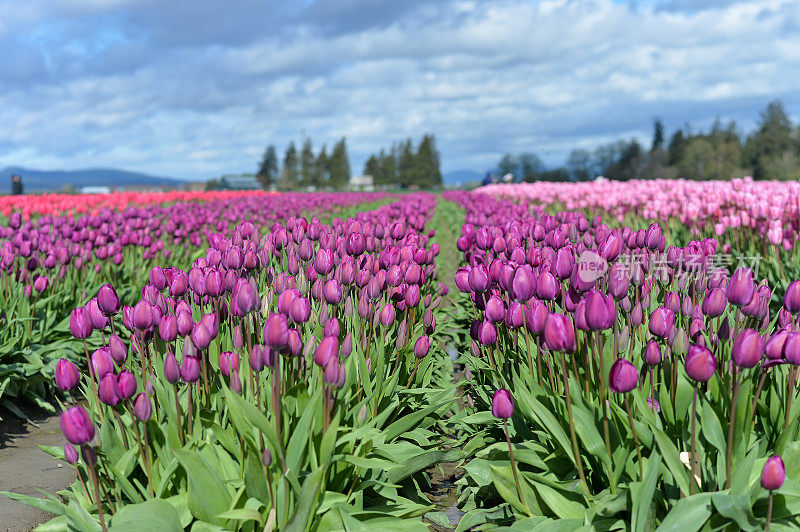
[[0, 0, 798, 179]]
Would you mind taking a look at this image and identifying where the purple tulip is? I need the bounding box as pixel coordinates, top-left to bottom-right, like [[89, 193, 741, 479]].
[[133, 393, 152, 422], [116, 370, 137, 400], [69, 307, 93, 339], [263, 313, 289, 349], [190, 323, 212, 351], [762, 456, 785, 491], [164, 352, 180, 384], [731, 329, 764, 368], [55, 359, 80, 391], [181, 355, 201, 383], [64, 444, 79, 465], [315, 336, 339, 367], [544, 313, 576, 353], [785, 281, 800, 313], [644, 340, 662, 366], [414, 335, 430, 358], [727, 268, 755, 307], [98, 374, 120, 406], [609, 359, 639, 393], [648, 307, 675, 339], [491, 388, 514, 419], [60, 406, 95, 445], [685, 344, 717, 382], [97, 284, 120, 316]]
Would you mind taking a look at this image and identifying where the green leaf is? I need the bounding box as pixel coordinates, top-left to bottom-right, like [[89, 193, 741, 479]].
[[711, 492, 759, 531], [173, 448, 232, 527], [651, 427, 691, 496], [284, 466, 326, 532], [110, 499, 182, 532], [216, 507, 264, 524], [656, 493, 712, 532], [632, 452, 660, 532]]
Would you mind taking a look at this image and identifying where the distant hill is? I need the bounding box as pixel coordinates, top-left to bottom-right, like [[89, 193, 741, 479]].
[[0, 166, 187, 193], [444, 169, 483, 185]]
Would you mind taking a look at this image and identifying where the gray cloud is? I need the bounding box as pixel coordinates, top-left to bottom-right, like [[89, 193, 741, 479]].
[[0, 0, 798, 178]]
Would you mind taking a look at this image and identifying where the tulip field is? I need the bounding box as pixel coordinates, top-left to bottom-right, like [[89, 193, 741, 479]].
[[4, 179, 800, 531]]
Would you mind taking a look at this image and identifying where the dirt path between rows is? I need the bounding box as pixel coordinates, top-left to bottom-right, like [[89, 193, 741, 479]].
[[0, 406, 75, 532]]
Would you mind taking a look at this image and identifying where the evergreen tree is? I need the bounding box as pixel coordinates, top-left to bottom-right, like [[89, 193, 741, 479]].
[[566, 149, 592, 181], [328, 137, 351, 188], [364, 155, 380, 181], [415, 134, 442, 188], [398, 139, 415, 188], [497, 154, 518, 178], [747, 100, 797, 179], [518, 153, 544, 181], [316, 146, 329, 188], [280, 142, 299, 190], [651, 119, 665, 151], [380, 148, 397, 187], [256, 144, 278, 190], [300, 137, 315, 189], [667, 130, 687, 166]]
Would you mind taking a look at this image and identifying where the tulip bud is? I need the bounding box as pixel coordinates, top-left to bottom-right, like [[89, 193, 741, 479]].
[[544, 313, 577, 353], [491, 388, 514, 419], [684, 344, 717, 382], [64, 444, 79, 465], [727, 268, 755, 307], [133, 393, 152, 422], [181, 355, 201, 383], [731, 329, 764, 368], [91, 349, 115, 380], [785, 281, 800, 313], [97, 283, 120, 316], [609, 359, 639, 393], [55, 358, 80, 391], [262, 448, 273, 467], [315, 336, 339, 367], [230, 369, 243, 394], [116, 370, 137, 400], [69, 307, 93, 339], [648, 307, 675, 339], [164, 352, 180, 384], [762, 455, 785, 491], [644, 340, 662, 366], [60, 406, 95, 445], [98, 374, 120, 406], [263, 313, 289, 349], [414, 335, 430, 358], [785, 333, 800, 365]]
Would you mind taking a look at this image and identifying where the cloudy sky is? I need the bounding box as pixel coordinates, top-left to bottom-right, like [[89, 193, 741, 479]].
[[0, 0, 798, 180]]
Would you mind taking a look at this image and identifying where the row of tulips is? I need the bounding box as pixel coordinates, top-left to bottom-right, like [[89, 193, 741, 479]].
[[444, 188, 800, 531], [0, 192, 388, 417], [5, 193, 460, 531]]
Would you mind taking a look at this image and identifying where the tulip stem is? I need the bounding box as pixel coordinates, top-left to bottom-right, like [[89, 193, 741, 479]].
[[785, 367, 797, 429], [83, 339, 102, 421], [595, 333, 614, 492], [766, 490, 774, 531], [82, 446, 108, 532], [503, 420, 531, 516], [132, 419, 154, 497], [174, 387, 184, 446], [624, 396, 643, 481], [405, 359, 420, 388], [112, 409, 129, 450], [689, 386, 700, 494], [726, 369, 740, 490], [560, 353, 591, 498], [187, 385, 194, 438]]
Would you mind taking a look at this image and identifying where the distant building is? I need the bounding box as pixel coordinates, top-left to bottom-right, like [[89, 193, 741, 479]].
[[349, 175, 374, 191], [218, 176, 262, 190], [80, 186, 112, 194]]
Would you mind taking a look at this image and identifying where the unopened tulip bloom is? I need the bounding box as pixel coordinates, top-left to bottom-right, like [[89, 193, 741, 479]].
[[414, 335, 430, 358], [727, 268, 755, 307], [648, 307, 675, 339], [762, 456, 785, 491], [69, 307, 93, 339], [64, 444, 79, 465], [609, 359, 639, 393], [116, 370, 137, 400], [97, 284, 120, 316], [685, 344, 717, 382], [55, 359, 80, 391], [133, 393, 152, 422], [731, 329, 764, 368], [491, 388, 514, 419], [315, 336, 339, 367], [544, 313, 577, 353], [785, 281, 800, 313], [643, 341, 662, 366], [60, 406, 95, 445], [164, 352, 180, 384], [181, 355, 201, 383]]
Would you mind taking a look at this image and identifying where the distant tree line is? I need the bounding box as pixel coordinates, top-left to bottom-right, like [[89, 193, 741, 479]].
[[496, 100, 800, 182], [256, 137, 350, 190], [362, 133, 442, 189]]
